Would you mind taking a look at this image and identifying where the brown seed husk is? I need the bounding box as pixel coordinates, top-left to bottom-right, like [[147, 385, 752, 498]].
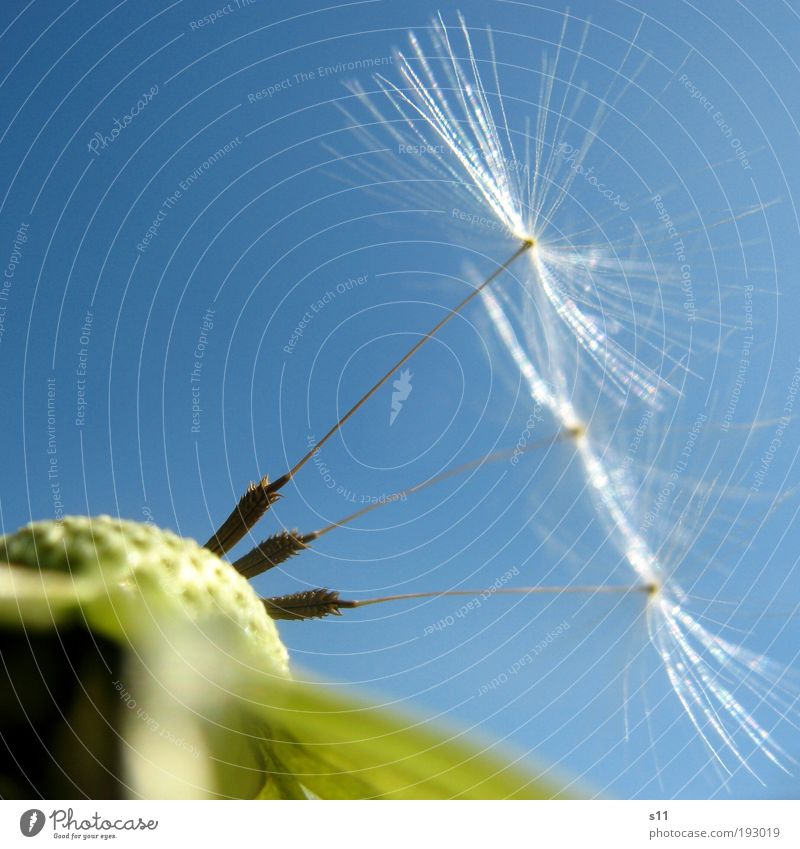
[[262, 589, 349, 621], [204, 476, 280, 556], [233, 530, 307, 579]]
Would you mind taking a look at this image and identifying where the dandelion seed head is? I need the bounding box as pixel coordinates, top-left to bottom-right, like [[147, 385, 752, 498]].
[[376, 15, 535, 243], [347, 15, 683, 411]]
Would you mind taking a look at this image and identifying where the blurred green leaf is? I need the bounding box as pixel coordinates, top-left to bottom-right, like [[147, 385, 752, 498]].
[[1, 517, 571, 799], [251, 675, 564, 799]]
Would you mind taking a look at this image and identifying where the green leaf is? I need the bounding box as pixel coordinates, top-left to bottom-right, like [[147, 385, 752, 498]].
[[1, 518, 574, 799], [238, 674, 568, 799]]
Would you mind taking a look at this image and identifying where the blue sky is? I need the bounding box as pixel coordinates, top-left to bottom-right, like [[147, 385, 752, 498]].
[[1, 0, 799, 799]]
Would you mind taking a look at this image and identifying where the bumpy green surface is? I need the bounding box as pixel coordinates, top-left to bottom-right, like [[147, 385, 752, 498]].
[[0, 516, 293, 798], [0, 515, 289, 674], [1, 516, 566, 800]]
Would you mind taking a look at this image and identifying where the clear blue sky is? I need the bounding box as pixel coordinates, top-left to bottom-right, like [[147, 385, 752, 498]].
[[1, 0, 799, 799]]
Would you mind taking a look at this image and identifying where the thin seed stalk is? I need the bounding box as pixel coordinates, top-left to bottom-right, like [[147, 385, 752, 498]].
[[205, 240, 533, 555], [262, 582, 655, 621], [234, 426, 576, 579], [269, 239, 535, 494]]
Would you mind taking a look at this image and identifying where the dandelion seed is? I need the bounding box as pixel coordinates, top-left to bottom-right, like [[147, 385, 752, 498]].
[[487, 289, 797, 776], [350, 12, 674, 407], [352, 13, 799, 784]]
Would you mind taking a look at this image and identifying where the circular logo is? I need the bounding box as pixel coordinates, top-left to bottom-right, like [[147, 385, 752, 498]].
[[19, 810, 46, 837]]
